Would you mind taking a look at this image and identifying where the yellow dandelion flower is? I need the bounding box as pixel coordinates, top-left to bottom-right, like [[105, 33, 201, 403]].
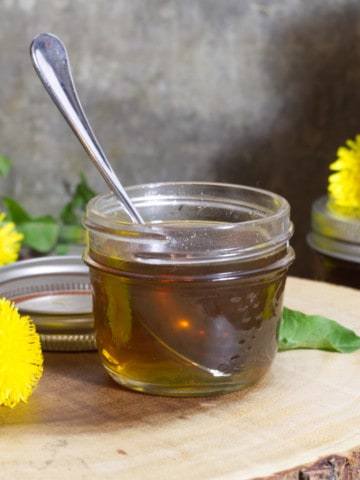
[[0, 213, 23, 266], [328, 134, 360, 216], [0, 298, 43, 408]]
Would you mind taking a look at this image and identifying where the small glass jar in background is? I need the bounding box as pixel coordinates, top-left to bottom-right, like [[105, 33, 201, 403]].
[[83, 182, 294, 397], [307, 196, 360, 289]]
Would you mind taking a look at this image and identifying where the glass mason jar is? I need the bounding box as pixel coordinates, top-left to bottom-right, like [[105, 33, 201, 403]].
[[83, 182, 294, 397], [307, 196, 360, 289]]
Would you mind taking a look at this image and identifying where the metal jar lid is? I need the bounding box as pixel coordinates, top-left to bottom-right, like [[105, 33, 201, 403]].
[[0, 255, 96, 351]]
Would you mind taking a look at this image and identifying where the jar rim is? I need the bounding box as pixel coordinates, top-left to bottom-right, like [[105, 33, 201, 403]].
[[86, 181, 290, 229], [84, 182, 293, 264]]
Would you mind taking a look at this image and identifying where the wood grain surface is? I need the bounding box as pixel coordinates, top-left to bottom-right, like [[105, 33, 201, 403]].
[[1, 277, 360, 480]]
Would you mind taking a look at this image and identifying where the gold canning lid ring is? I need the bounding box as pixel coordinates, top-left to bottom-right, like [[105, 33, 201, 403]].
[[0, 255, 96, 352]]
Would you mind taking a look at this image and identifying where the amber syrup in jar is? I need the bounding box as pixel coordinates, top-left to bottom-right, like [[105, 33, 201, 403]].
[[84, 182, 294, 396]]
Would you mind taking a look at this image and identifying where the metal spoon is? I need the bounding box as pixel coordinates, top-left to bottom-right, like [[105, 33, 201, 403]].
[[30, 33, 144, 224]]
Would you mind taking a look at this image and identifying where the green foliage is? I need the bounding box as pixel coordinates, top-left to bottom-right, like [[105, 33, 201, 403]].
[[2, 197, 59, 253], [59, 173, 97, 226], [278, 307, 360, 353], [56, 174, 97, 253], [0, 162, 96, 254]]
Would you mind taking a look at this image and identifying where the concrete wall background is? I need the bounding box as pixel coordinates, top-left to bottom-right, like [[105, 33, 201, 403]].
[[1, 0, 360, 277]]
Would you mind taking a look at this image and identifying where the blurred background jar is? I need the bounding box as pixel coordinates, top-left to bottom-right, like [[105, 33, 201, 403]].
[[307, 196, 360, 289]]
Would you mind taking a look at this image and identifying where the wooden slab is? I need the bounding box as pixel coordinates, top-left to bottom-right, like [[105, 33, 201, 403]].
[[1, 277, 360, 479]]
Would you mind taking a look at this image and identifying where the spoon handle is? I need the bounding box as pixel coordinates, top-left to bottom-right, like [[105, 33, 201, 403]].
[[30, 33, 144, 224]]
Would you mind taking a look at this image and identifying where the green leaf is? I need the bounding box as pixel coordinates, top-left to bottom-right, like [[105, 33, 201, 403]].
[[0, 155, 11, 177], [278, 307, 360, 353], [16, 216, 60, 253], [2, 197, 59, 253], [1, 172, 94, 254], [55, 243, 70, 255], [58, 224, 86, 244], [59, 173, 96, 225], [2, 197, 31, 223]]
